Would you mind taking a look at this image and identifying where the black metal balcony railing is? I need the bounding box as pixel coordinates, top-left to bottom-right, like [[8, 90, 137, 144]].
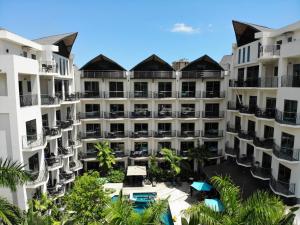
[[153, 91, 177, 98], [130, 149, 150, 157], [179, 91, 201, 98], [105, 131, 128, 138], [154, 130, 176, 138], [57, 120, 73, 129], [270, 176, 295, 196], [48, 185, 64, 198], [64, 92, 80, 101], [272, 144, 300, 161], [129, 91, 152, 98], [202, 91, 225, 98], [207, 150, 222, 158], [239, 105, 257, 114], [275, 110, 300, 125], [201, 130, 223, 138], [130, 110, 152, 118], [177, 130, 200, 137], [229, 77, 278, 88], [113, 150, 127, 158], [104, 91, 127, 98], [79, 111, 103, 119], [80, 131, 103, 139], [40, 95, 60, 105], [253, 137, 274, 149], [132, 71, 175, 79], [40, 61, 58, 73], [226, 123, 239, 133], [130, 130, 153, 138], [180, 150, 189, 157], [104, 111, 129, 118], [181, 70, 223, 79], [20, 94, 38, 107], [44, 126, 61, 137], [154, 111, 177, 118], [81, 150, 98, 159], [255, 108, 275, 119], [202, 111, 224, 118], [225, 145, 237, 156], [236, 155, 253, 166], [177, 111, 200, 118], [80, 91, 103, 98], [238, 130, 255, 140], [46, 156, 62, 167], [60, 172, 75, 181], [281, 75, 300, 87], [58, 147, 72, 156], [81, 70, 126, 79], [22, 133, 46, 149], [251, 165, 271, 179]]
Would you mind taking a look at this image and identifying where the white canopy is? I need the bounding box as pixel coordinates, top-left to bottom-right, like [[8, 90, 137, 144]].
[[127, 166, 147, 176]]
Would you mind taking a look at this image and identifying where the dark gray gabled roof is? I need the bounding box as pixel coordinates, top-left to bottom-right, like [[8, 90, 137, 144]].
[[181, 55, 224, 71], [80, 54, 126, 71], [130, 54, 174, 71]]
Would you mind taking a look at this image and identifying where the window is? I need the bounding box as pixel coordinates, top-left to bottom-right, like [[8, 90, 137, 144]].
[[258, 42, 261, 58], [158, 104, 171, 112], [181, 82, 195, 97], [287, 37, 292, 43], [85, 104, 100, 113], [264, 125, 274, 139], [158, 82, 172, 97], [205, 123, 218, 132], [23, 51, 27, 57], [274, 67, 278, 77], [238, 49, 241, 64], [247, 120, 255, 135], [284, 100, 297, 123], [242, 47, 246, 63], [111, 142, 125, 151], [158, 123, 171, 131], [204, 141, 218, 152], [84, 81, 99, 97], [26, 119, 37, 141], [110, 104, 124, 112], [206, 81, 220, 97], [109, 82, 123, 97], [31, 54, 36, 60], [181, 123, 195, 132], [134, 123, 148, 132], [134, 82, 148, 97], [278, 164, 291, 183], [158, 142, 171, 150], [134, 104, 148, 111], [205, 103, 219, 117], [237, 68, 244, 84], [181, 104, 195, 111], [134, 142, 148, 151], [180, 141, 194, 151], [42, 114, 48, 127], [28, 154, 39, 171], [56, 110, 61, 121], [276, 40, 282, 50], [86, 124, 100, 132], [247, 46, 250, 62], [27, 81, 31, 92], [281, 132, 294, 149], [111, 123, 124, 132]]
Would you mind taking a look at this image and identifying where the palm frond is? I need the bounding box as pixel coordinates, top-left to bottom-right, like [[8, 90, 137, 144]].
[[0, 197, 24, 225], [0, 158, 31, 191]]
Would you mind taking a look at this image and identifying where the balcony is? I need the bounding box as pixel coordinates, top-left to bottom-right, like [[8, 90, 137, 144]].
[[104, 111, 128, 119], [154, 130, 176, 138], [275, 110, 300, 126], [179, 91, 201, 98], [207, 150, 223, 159], [44, 126, 61, 137], [238, 130, 255, 140], [225, 145, 237, 157], [281, 75, 300, 87], [177, 111, 200, 118], [153, 91, 177, 98], [270, 176, 295, 197], [202, 91, 225, 98], [26, 167, 48, 188], [239, 105, 257, 114], [229, 77, 278, 88], [58, 147, 73, 157], [130, 149, 150, 158], [80, 91, 102, 98], [20, 94, 38, 107], [81, 70, 126, 79], [272, 144, 300, 162], [154, 111, 176, 118], [255, 108, 275, 119], [80, 131, 102, 139], [81, 150, 98, 160], [226, 123, 239, 134], [129, 91, 152, 98], [22, 133, 46, 150], [236, 154, 253, 167], [177, 130, 200, 137], [253, 137, 273, 149], [39, 61, 58, 73], [60, 172, 75, 184], [201, 130, 223, 138], [130, 110, 152, 118], [69, 139, 81, 148], [57, 120, 73, 129], [69, 160, 83, 171], [113, 150, 127, 158], [181, 70, 223, 79], [130, 130, 153, 138], [251, 164, 271, 180], [46, 156, 62, 170], [40, 95, 61, 105], [105, 131, 128, 138], [132, 71, 174, 79], [105, 91, 127, 98], [202, 111, 224, 119], [79, 111, 103, 119], [64, 92, 80, 102], [259, 45, 280, 58], [48, 185, 64, 198]]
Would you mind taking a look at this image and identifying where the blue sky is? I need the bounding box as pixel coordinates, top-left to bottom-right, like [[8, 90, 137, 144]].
[[0, 0, 299, 69]]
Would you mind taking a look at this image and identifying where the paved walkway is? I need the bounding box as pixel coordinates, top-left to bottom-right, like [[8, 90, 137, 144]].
[[104, 182, 194, 225]]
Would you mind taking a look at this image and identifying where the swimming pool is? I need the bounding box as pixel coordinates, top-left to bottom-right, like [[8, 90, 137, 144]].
[[111, 193, 174, 225]]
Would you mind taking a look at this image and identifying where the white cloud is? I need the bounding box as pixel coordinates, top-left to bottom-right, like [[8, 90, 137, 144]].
[[171, 23, 199, 34]]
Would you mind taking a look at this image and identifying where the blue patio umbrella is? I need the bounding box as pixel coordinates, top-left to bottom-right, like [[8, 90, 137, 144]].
[[190, 181, 212, 192], [204, 198, 224, 212]]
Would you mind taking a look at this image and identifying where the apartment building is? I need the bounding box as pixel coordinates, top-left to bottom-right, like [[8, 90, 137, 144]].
[[0, 29, 82, 209], [226, 20, 300, 204], [77, 54, 227, 172]]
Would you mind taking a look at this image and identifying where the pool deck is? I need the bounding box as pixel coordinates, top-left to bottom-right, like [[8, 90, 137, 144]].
[[104, 182, 195, 225]]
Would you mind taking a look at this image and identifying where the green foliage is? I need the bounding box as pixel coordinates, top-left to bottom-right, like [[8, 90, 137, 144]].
[[188, 143, 209, 167], [64, 171, 109, 224], [107, 170, 125, 183], [95, 141, 116, 174], [148, 156, 164, 181], [0, 197, 23, 225], [161, 148, 182, 177], [183, 175, 293, 225]]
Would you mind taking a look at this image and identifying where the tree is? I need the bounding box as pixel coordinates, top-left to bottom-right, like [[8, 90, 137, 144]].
[[182, 175, 294, 225], [104, 191, 168, 225], [95, 141, 116, 175], [0, 158, 31, 225], [188, 142, 210, 172], [161, 148, 182, 183], [64, 171, 109, 224], [148, 156, 163, 182]]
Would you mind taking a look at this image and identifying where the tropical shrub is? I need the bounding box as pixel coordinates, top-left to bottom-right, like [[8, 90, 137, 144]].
[[107, 170, 125, 183]]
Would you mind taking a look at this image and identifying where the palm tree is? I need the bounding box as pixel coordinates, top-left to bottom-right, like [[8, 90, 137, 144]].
[[0, 158, 31, 225], [104, 191, 168, 225], [161, 148, 182, 183], [188, 142, 210, 173], [95, 141, 116, 175], [182, 175, 295, 225]]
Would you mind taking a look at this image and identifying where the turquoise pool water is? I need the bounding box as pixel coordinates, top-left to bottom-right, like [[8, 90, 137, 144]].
[[112, 193, 174, 225]]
